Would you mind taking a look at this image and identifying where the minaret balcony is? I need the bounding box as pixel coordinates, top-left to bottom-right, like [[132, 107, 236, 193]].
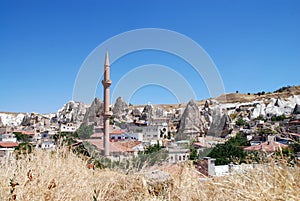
[[102, 79, 112, 87], [103, 111, 112, 117]]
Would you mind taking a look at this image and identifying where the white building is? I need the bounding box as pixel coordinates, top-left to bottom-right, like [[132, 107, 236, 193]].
[[0, 133, 17, 142], [40, 141, 55, 149], [127, 123, 168, 143], [60, 123, 78, 133], [167, 141, 190, 164]]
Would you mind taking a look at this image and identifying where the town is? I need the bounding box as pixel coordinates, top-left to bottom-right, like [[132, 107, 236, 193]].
[[1, 83, 300, 177]]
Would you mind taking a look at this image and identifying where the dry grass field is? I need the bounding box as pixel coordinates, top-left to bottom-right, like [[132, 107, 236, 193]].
[[1, 149, 299, 201]]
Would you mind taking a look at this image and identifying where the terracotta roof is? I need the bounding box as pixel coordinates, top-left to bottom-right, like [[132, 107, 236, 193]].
[[135, 122, 147, 125], [22, 131, 35, 135], [110, 130, 125, 135], [289, 120, 300, 124], [244, 141, 288, 152], [86, 139, 133, 153], [90, 130, 126, 138], [114, 141, 142, 149], [0, 142, 19, 148]]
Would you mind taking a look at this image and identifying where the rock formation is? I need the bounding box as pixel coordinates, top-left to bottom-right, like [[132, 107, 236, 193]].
[[19, 113, 52, 131], [140, 104, 154, 121], [154, 107, 164, 118], [0, 116, 3, 127], [176, 100, 204, 140], [21, 115, 31, 126], [131, 108, 141, 117], [57, 101, 88, 124], [293, 104, 300, 114], [83, 97, 104, 126], [274, 97, 282, 107], [112, 97, 128, 119], [207, 106, 231, 138]]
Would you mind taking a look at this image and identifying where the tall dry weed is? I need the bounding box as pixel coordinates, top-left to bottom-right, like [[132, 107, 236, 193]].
[[0, 149, 299, 200]]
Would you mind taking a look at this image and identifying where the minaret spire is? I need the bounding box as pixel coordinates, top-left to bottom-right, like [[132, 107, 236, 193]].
[[105, 51, 110, 67], [102, 51, 112, 156]]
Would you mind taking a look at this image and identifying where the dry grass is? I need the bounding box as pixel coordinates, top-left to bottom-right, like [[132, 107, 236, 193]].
[[1, 149, 299, 201], [216, 85, 300, 104]]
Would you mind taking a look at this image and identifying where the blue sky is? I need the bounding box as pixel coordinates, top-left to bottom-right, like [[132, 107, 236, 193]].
[[0, 0, 299, 113]]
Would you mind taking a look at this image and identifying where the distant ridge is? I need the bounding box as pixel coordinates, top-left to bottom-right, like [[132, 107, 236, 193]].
[[130, 85, 300, 111], [1, 85, 299, 114], [216, 85, 300, 104]]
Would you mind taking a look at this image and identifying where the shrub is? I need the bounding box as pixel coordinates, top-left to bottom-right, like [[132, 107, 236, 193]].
[[235, 117, 249, 127], [271, 115, 286, 122]]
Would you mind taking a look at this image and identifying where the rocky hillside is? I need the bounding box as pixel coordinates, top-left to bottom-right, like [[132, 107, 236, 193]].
[[0, 85, 299, 132]]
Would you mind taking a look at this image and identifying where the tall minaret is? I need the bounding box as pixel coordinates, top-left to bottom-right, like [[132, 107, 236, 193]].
[[102, 51, 112, 156]]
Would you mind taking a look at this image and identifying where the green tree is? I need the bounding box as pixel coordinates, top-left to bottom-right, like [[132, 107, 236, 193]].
[[208, 134, 249, 165], [53, 131, 77, 146], [290, 143, 300, 156], [271, 115, 286, 122], [76, 124, 93, 139], [235, 117, 249, 127], [13, 132, 30, 142], [189, 146, 198, 161], [254, 115, 266, 121], [143, 143, 161, 154]]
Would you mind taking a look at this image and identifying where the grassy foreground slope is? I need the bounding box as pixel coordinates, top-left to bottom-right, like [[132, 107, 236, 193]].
[[0, 149, 299, 201]]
